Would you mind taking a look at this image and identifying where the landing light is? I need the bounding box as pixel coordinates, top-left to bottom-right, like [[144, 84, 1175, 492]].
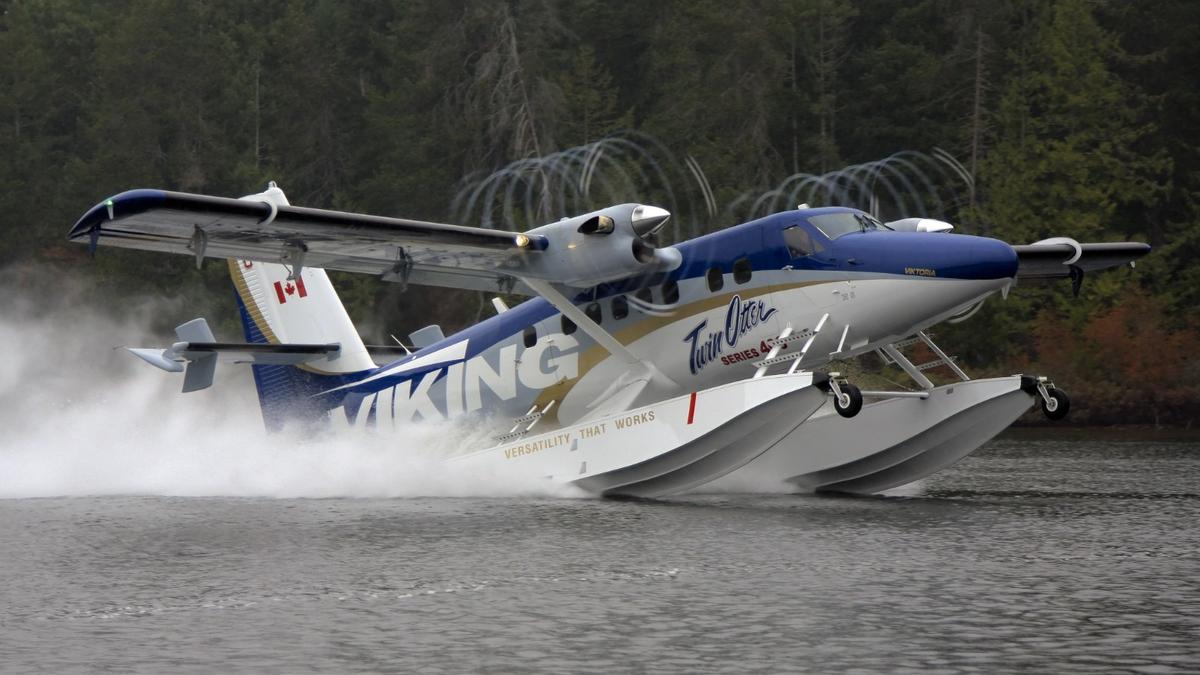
[[515, 234, 531, 248]]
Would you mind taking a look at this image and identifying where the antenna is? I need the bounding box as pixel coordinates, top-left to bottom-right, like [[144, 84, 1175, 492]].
[[389, 334, 412, 355]]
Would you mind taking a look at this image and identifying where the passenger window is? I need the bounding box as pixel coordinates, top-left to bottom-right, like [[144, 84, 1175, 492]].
[[561, 315, 576, 335], [523, 325, 537, 348], [662, 279, 680, 304], [636, 287, 654, 304], [782, 225, 821, 258], [611, 295, 629, 320], [733, 258, 752, 284], [585, 302, 603, 324], [706, 266, 724, 292]]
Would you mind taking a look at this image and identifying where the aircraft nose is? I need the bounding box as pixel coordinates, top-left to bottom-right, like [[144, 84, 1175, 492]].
[[947, 236, 1019, 280], [848, 232, 1019, 280]]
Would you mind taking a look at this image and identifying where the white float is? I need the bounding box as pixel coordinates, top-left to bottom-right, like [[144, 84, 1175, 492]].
[[707, 375, 1038, 494], [453, 372, 829, 498]]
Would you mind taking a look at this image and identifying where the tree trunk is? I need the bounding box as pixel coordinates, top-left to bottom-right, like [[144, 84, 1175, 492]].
[[970, 28, 983, 211]]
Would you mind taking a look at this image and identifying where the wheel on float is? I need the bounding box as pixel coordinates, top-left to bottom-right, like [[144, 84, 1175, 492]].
[[1041, 387, 1070, 421], [834, 383, 863, 418]]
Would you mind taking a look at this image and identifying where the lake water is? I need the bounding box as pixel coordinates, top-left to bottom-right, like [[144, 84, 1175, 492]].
[[1, 433, 1197, 673]]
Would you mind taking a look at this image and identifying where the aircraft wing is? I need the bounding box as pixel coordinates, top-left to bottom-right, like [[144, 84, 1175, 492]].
[[1013, 240, 1151, 279], [68, 189, 549, 295]]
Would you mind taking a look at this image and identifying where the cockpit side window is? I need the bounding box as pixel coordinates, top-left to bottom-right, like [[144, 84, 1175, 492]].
[[782, 225, 823, 258]]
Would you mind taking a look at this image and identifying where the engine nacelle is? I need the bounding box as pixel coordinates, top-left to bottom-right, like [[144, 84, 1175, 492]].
[[521, 203, 681, 287], [885, 217, 954, 233]]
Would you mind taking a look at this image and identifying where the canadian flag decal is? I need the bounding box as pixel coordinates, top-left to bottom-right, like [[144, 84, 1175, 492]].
[[273, 277, 308, 304]]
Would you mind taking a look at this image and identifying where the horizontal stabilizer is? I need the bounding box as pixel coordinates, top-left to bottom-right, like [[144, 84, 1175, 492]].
[[126, 341, 341, 392], [125, 318, 341, 392], [1013, 239, 1150, 278], [168, 341, 342, 364]]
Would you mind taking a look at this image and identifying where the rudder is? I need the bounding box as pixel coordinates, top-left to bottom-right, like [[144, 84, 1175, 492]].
[[229, 258, 375, 431]]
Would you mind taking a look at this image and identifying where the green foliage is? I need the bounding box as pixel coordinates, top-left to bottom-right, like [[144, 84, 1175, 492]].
[[0, 0, 1195, 422], [555, 45, 632, 148], [980, 0, 1170, 245]]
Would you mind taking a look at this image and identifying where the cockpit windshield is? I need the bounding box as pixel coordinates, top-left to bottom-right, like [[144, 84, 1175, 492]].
[[808, 212, 891, 240]]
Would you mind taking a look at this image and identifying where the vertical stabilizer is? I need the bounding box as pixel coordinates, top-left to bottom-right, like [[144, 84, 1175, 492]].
[[229, 258, 374, 431], [227, 184, 375, 430], [228, 258, 374, 374]]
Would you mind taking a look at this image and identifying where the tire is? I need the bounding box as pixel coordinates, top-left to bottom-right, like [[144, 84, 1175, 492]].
[[1041, 387, 1070, 421], [834, 383, 863, 418]]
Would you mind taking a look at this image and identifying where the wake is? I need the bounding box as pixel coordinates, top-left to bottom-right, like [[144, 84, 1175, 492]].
[[0, 290, 580, 499]]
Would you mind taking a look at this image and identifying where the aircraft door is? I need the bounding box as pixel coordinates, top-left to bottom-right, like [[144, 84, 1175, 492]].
[[769, 223, 847, 310], [771, 223, 851, 359]]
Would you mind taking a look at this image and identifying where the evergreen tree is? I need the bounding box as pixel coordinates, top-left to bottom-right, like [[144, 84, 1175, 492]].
[[980, 0, 1168, 246], [0, 0, 1194, 418]]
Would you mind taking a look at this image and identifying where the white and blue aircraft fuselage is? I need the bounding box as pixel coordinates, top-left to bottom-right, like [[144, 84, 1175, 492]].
[[287, 209, 1015, 433]]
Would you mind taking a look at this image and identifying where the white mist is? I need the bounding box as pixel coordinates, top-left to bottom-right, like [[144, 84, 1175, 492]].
[[0, 294, 581, 499]]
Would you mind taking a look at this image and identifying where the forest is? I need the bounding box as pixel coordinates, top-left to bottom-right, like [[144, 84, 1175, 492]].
[[0, 0, 1196, 424]]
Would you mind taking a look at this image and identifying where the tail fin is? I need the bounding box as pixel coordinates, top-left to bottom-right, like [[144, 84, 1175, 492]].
[[229, 258, 375, 431]]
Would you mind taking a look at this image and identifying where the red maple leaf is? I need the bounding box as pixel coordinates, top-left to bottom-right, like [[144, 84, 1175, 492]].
[[285, 282, 296, 296]]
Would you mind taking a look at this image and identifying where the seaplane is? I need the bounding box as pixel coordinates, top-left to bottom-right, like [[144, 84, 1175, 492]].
[[68, 184, 1149, 497]]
